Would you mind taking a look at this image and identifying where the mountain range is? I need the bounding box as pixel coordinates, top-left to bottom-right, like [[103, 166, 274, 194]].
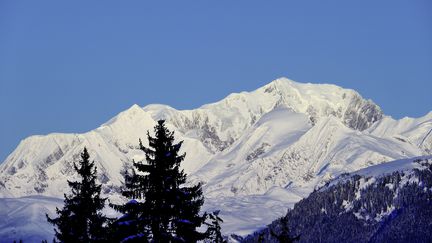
[[0, 77, 431, 241]]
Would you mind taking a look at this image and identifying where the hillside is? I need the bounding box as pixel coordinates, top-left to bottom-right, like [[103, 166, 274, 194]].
[[243, 156, 432, 242]]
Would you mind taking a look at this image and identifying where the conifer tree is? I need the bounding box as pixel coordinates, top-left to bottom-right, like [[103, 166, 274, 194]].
[[47, 147, 108, 243], [204, 210, 226, 243], [113, 120, 206, 242]]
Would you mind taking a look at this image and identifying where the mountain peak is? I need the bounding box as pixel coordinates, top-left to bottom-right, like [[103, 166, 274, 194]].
[[267, 77, 297, 86], [263, 77, 342, 90], [100, 104, 148, 128], [121, 104, 143, 115], [260, 77, 296, 93]]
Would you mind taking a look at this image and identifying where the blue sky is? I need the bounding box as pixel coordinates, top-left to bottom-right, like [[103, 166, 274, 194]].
[[0, 0, 431, 162]]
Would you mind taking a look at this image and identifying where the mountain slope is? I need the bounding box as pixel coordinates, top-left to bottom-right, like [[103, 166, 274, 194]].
[[196, 114, 423, 199], [0, 196, 63, 243], [243, 156, 432, 243], [367, 112, 432, 153]]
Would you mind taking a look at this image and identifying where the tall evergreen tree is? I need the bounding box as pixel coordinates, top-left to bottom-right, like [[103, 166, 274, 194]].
[[113, 120, 206, 242], [47, 147, 108, 243]]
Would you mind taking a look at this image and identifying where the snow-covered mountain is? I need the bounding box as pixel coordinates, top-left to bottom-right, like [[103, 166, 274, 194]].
[[0, 77, 431, 239]]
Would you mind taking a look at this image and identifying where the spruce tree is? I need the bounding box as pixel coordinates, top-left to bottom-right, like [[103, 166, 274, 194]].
[[204, 210, 226, 243], [113, 120, 206, 242], [47, 147, 108, 243]]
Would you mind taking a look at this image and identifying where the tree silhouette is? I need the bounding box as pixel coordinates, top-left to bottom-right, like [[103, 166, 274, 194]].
[[47, 148, 108, 243], [112, 120, 207, 242], [204, 210, 226, 243]]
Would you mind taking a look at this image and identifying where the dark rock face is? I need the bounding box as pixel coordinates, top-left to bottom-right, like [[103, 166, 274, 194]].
[[344, 94, 383, 131], [246, 143, 270, 161], [171, 113, 235, 152], [243, 158, 432, 243], [44, 147, 65, 168]]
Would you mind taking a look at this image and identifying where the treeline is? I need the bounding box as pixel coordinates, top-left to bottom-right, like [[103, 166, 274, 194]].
[[45, 120, 227, 243]]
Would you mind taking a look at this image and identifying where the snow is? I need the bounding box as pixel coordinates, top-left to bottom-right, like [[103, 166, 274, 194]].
[[375, 205, 395, 221], [351, 156, 431, 178], [342, 199, 353, 212], [367, 113, 432, 152], [354, 177, 376, 200], [0, 195, 121, 242], [178, 219, 193, 224], [127, 199, 138, 205], [0, 196, 63, 243], [0, 77, 430, 239], [203, 187, 302, 236], [122, 233, 146, 242]]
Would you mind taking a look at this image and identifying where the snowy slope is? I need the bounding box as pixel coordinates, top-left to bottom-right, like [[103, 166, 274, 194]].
[[198, 114, 423, 199], [367, 112, 432, 153], [0, 196, 63, 243], [0, 77, 430, 238], [0, 195, 119, 243], [325, 155, 432, 189]]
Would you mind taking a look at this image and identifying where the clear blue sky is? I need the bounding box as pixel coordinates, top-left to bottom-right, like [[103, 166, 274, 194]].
[[0, 0, 431, 162]]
